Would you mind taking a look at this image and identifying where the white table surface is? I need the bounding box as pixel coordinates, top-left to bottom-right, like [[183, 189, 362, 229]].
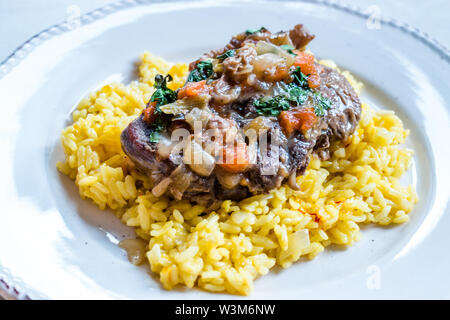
[[1, 0, 449, 63], [0, 0, 448, 300]]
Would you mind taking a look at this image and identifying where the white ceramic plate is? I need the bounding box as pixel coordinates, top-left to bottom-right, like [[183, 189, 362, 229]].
[[0, 0, 449, 300]]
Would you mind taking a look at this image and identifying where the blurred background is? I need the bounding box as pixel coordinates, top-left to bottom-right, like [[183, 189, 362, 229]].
[[0, 0, 449, 63], [0, 0, 448, 300]]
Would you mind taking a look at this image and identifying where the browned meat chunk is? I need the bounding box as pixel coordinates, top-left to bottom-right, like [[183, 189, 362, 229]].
[[289, 24, 315, 49], [121, 24, 361, 205]]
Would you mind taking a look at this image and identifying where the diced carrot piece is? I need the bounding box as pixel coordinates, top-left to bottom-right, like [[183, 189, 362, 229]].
[[143, 101, 157, 124], [279, 111, 298, 136], [293, 51, 316, 76], [292, 51, 321, 87], [279, 108, 317, 136], [178, 80, 207, 99], [307, 73, 321, 89], [298, 108, 318, 132], [219, 143, 249, 173]]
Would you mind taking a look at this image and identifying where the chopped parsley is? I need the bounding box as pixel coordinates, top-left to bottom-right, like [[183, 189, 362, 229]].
[[148, 132, 159, 143], [292, 66, 309, 89], [254, 84, 309, 117], [245, 27, 266, 35], [313, 92, 332, 116], [147, 74, 177, 142], [217, 50, 235, 61], [148, 117, 167, 143], [285, 85, 309, 105], [255, 95, 291, 117], [254, 66, 332, 117], [186, 59, 214, 82]]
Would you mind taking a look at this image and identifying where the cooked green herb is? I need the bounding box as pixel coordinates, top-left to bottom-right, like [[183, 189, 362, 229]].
[[217, 50, 235, 61], [292, 66, 309, 89], [285, 85, 309, 105], [150, 74, 177, 107], [186, 59, 214, 82], [254, 95, 291, 117], [149, 131, 160, 143], [148, 117, 167, 143], [293, 67, 333, 116], [148, 115, 171, 143], [245, 27, 266, 35], [253, 66, 332, 118], [280, 44, 296, 56], [313, 92, 331, 116], [254, 84, 309, 117], [147, 74, 176, 142]]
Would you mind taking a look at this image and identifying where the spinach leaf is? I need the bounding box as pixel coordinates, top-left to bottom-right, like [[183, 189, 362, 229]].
[[292, 67, 332, 116], [147, 74, 177, 142], [292, 66, 309, 89], [216, 50, 235, 61], [253, 66, 332, 118], [280, 44, 296, 56], [151, 74, 177, 107], [186, 59, 214, 82]]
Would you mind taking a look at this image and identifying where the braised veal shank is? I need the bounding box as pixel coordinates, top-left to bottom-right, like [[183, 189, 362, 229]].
[[121, 25, 361, 206]]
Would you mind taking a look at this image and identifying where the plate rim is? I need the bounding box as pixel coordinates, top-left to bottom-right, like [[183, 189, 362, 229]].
[[1, 0, 449, 300]]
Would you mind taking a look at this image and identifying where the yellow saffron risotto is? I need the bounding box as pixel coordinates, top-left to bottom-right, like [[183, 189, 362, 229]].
[[57, 53, 418, 295]]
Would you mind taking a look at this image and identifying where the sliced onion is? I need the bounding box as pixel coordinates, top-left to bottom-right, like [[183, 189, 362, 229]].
[[289, 229, 310, 258], [255, 41, 295, 67], [244, 116, 275, 135], [169, 164, 193, 200], [290, 229, 310, 255], [183, 140, 216, 177], [216, 171, 242, 189], [252, 53, 286, 77], [278, 229, 310, 263], [159, 95, 210, 115], [288, 170, 300, 190], [269, 31, 294, 47], [185, 107, 212, 128], [151, 177, 172, 197]]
